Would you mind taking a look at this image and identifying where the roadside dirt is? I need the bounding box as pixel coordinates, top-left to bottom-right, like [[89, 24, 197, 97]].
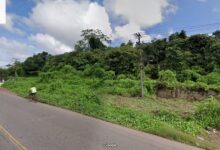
[[0, 88, 17, 96], [212, 130, 220, 150]]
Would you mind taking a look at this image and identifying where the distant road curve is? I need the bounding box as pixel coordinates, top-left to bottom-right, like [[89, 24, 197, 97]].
[[0, 89, 203, 150]]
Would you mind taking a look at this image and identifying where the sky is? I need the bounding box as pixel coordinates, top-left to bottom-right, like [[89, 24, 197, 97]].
[[0, 0, 220, 67]]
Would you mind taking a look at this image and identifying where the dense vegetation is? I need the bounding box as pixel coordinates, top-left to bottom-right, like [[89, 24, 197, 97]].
[[3, 68, 219, 149], [2, 30, 220, 95], [2, 30, 220, 80], [1, 29, 220, 149]]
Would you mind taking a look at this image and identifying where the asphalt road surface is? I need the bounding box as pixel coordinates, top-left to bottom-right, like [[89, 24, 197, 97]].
[[0, 132, 18, 150], [0, 89, 203, 150]]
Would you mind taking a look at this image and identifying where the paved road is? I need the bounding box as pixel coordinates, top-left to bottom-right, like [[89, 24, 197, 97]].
[[0, 132, 18, 150], [0, 89, 202, 150]]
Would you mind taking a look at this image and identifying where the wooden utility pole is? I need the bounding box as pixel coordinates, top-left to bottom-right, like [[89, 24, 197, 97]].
[[12, 58, 19, 78], [135, 32, 144, 98]]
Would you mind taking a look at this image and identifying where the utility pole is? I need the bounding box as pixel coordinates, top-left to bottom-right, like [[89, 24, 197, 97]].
[[135, 32, 144, 98], [12, 58, 19, 78]]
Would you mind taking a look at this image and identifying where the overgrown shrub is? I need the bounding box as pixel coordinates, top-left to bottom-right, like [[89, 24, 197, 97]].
[[126, 74, 137, 80], [145, 65, 159, 79], [178, 69, 201, 82], [60, 65, 77, 74], [192, 82, 208, 91], [83, 65, 106, 78], [83, 65, 93, 76], [181, 81, 209, 92], [117, 74, 127, 80], [191, 66, 205, 75], [49, 80, 63, 91], [199, 72, 220, 85], [209, 84, 220, 93], [144, 79, 157, 95], [194, 97, 220, 129], [159, 70, 177, 83], [104, 71, 115, 80], [39, 72, 57, 83], [158, 70, 179, 89], [144, 65, 151, 77], [129, 85, 141, 97], [182, 80, 195, 89], [101, 78, 141, 97], [117, 79, 136, 88], [93, 67, 106, 78]]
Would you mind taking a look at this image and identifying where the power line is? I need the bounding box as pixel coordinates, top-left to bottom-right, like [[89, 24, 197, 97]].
[[147, 22, 220, 34], [129, 24, 220, 39], [128, 23, 218, 36], [126, 23, 220, 43]]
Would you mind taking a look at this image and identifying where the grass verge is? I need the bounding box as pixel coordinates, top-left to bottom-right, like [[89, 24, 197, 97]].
[[2, 75, 217, 149]]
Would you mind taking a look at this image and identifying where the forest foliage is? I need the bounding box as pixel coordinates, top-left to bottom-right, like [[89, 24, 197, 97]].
[[2, 29, 220, 95]]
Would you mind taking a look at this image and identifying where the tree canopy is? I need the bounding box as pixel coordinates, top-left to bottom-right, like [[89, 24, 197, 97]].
[[74, 29, 110, 51], [2, 30, 220, 80]]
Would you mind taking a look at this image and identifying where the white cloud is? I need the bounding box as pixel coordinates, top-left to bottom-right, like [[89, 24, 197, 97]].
[[114, 23, 140, 41], [26, 0, 176, 45], [114, 23, 151, 43], [83, 3, 112, 35], [212, 8, 220, 13], [196, 0, 207, 2], [154, 34, 163, 39], [168, 28, 175, 35], [105, 0, 173, 28], [0, 37, 36, 66], [29, 33, 72, 54], [28, 0, 112, 46], [104, 0, 176, 42], [0, 14, 24, 35], [0, 33, 72, 66]]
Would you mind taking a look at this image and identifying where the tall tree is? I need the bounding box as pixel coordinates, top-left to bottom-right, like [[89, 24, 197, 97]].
[[75, 29, 110, 51], [169, 30, 187, 41], [0, 68, 8, 80], [105, 46, 139, 75], [213, 30, 220, 40], [23, 52, 50, 75]]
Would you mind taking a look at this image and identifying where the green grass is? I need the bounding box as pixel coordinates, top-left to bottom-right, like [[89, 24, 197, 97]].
[[102, 95, 200, 114], [194, 97, 220, 130], [2, 71, 218, 149]]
